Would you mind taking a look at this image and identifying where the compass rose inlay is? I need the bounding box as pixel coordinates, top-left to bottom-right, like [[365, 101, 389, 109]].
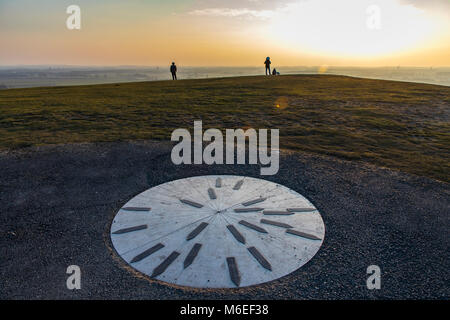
[[110, 175, 325, 288]]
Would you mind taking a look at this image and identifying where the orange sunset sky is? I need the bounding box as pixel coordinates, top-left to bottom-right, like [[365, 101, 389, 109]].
[[0, 0, 449, 66]]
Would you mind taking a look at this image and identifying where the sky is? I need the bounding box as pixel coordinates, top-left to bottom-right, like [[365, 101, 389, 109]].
[[0, 0, 449, 66]]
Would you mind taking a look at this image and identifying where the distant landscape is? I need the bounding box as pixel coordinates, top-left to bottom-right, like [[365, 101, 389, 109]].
[[0, 66, 449, 89], [1, 74, 448, 182]]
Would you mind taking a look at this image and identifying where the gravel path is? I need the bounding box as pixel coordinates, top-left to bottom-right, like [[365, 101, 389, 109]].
[[0, 141, 448, 299]]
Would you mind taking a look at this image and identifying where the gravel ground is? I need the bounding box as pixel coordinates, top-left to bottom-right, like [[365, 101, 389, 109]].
[[0, 141, 448, 299]]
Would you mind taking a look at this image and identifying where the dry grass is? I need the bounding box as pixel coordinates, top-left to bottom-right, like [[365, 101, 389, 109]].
[[0, 74, 449, 182]]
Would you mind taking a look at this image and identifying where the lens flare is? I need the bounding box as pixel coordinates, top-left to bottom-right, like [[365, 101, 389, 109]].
[[274, 96, 289, 110]]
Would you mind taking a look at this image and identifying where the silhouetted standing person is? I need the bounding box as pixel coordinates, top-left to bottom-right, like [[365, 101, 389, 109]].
[[264, 57, 271, 75], [170, 62, 177, 80]]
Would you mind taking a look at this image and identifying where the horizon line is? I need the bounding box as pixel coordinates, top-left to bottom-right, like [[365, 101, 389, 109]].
[[1, 64, 449, 69]]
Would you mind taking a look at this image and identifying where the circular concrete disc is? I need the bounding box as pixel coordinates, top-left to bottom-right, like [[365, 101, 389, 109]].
[[110, 175, 325, 288]]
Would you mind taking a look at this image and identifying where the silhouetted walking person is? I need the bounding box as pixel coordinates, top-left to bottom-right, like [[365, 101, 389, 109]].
[[264, 57, 271, 75], [170, 62, 177, 80]]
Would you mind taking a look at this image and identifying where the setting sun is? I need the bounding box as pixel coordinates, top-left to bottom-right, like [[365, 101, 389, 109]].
[[267, 0, 439, 58]]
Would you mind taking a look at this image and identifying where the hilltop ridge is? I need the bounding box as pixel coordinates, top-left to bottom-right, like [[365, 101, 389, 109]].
[[0, 75, 448, 181]]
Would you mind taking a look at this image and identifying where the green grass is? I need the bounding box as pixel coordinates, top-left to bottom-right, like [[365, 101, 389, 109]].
[[0, 74, 449, 182]]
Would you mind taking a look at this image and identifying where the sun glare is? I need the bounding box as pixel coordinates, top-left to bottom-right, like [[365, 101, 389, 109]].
[[267, 0, 437, 59]]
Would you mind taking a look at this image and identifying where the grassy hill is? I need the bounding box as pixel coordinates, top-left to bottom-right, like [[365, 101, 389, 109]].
[[0, 74, 449, 182]]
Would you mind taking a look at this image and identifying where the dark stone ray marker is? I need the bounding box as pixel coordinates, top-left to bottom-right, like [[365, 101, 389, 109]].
[[226, 225, 246, 244], [112, 224, 148, 234], [226, 257, 241, 287], [286, 229, 321, 240], [151, 251, 180, 278], [180, 199, 204, 208], [184, 243, 202, 269], [263, 210, 294, 216], [208, 188, 217, 200], [260, 219, 293, 229], [234, 207, 264, 213], [233, 180, 244, 190], [215, 178, 222, 188], [242, 197, 267, 207], [186, 222, 209, 240], [287, 208, 316, 212], [122, 207, 151, 212], [248, 247, 272, 271], [239, 220, 268, 233], [131, 243, 164, 263]]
